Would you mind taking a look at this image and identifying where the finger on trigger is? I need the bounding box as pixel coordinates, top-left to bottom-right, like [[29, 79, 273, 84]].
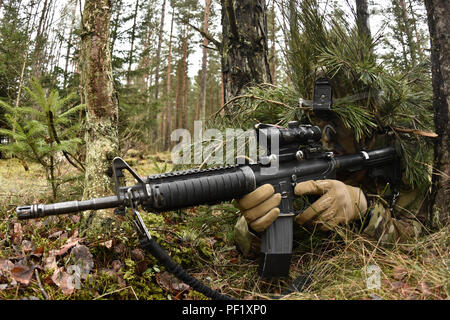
[[294, 180, 331, 196], [250, 208, 280, 232], [236, 184, 274, 210], [295, 194, 333, 225], [243, 193, 281, 223]]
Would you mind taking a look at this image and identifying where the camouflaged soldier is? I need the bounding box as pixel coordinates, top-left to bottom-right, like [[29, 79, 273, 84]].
[[233, 115, 425, 258]]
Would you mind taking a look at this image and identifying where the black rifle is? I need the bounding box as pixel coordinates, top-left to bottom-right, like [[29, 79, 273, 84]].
[[16, 121, 399, 299]]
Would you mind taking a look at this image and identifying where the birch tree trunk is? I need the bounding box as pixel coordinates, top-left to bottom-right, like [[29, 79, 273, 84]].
[[80, 0, 119, 226]]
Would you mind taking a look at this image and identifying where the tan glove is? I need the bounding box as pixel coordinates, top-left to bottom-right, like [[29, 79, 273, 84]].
[[234, 184, 281, 233], [294, 180, 367, 231]]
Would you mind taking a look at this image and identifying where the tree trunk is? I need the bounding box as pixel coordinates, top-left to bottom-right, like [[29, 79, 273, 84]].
[[80, 0, 120, 226], [15, 1, 36, 111], [164, 11, 174, 150], [110, 0, 123, 54], [126, 0, 140, 85], [220, 0, 272, 103], [32, 0, 50, 79], [181, 33, 189, 129], [399, 0, 417, 66], [154, 0, 166, 100], [63, 1, 77, 90], [270, 0, 277, 85], [200, 0, 211, 122], [355, 0, 371, 39], [424, 0, 449, 228]]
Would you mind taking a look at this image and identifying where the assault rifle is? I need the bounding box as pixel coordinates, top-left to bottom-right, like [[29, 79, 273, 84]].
[[16, 121, 399, 300]]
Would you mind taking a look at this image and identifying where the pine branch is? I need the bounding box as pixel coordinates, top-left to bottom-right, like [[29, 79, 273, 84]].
[[187, 22, 222, 51]]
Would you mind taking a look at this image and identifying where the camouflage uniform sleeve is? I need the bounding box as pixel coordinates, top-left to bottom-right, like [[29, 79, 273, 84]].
[[362, 189, 423, 245], [234, 215, 261, 259]]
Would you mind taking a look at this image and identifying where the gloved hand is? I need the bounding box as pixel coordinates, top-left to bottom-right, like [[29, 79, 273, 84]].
[[294, 180, 367, 231], [234, 184, 281, 233]]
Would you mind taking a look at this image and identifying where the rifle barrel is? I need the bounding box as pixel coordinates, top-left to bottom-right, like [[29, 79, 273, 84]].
[[16, 196, 121, 219]]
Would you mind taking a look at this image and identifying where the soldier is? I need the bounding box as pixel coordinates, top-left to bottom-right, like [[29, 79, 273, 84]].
[[233, 114, 426, 258]]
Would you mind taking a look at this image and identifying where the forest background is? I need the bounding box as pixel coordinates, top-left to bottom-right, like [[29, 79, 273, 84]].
[[0, 0, 448, 300]]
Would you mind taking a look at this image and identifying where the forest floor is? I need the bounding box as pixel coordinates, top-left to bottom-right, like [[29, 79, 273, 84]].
[[0, 155, 448, 300]]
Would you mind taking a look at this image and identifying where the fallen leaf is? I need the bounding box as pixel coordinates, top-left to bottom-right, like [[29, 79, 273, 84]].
[[43, 216, 59, 226], [44, 254, 58, 271], [49, 231, 63, 239], [393, 266, 407, 280], [55, 231, 82, 256], [131, 249, 144, 261], [229, 257, 239, 264], [211, 210, 222, 217], [13, 223, 23, 244], [113, 243, 127, 254], [99, 240, 113, 249], [204, 237, 217, 249], [31, 247, 44, 258], [156, 272, 190, 294], [0, 259, 14, 275], [51, 267, 75, 295], [111, 260, 122, 272], [136, 261, 149, 274], [10, 264, 37, 285], [22, 240, 34, 253]]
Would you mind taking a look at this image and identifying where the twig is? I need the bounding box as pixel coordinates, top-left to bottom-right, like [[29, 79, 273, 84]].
[[94, 286, 138, 300], [214, 94, 302, 116], [391, 126, 437, 138], [34, 269, 50, 300]]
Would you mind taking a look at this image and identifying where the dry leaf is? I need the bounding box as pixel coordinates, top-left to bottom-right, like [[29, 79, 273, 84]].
[[156, 272, 190, 294], [51, 267, 75, 295], [13, 223, 23, 244], [10, 264, 37, 285], [0, 259, 14, 275], [99, 240, 113, 249], [204, 237, 217, 249], [54, 231, 82, 256], [393, 266, 407, 280], [44, 254, 58, 271], [114, 243, 127, 254], [49, 231, 63, 239], [22, 240, 34, 253], [131, 249, 144, 261], [70, 215, 80, 223], [31, 247, 44, 258], [111, 260, 122, 272]]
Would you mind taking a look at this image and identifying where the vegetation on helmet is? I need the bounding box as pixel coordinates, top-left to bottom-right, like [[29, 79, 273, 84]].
[[218, 0, 433, 190]]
